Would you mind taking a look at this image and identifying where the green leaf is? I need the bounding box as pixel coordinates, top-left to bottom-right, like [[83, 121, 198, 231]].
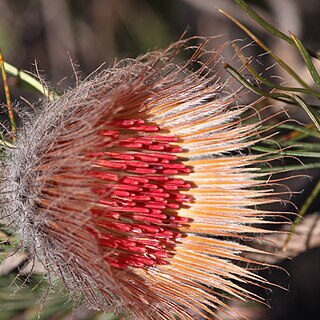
[[219, 8, 311, 89], [3, 61, 57, 101], [233, 0, 320, 60], [224, 64, 308, 104], [291, 95, 320, 132], [290, 33, 320, 89], [261, 139, 320, 151], [261, 124, 320, 139], [251, 145, 320, 158], [231, 43, 320, 99], [258, 162, 320, 173]]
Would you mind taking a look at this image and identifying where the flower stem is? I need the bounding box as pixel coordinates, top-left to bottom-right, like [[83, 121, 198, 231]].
[[0, 50, 16, 141]]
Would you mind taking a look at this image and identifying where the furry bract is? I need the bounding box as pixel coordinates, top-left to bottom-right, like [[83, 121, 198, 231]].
[[2, 39, 282, 319]]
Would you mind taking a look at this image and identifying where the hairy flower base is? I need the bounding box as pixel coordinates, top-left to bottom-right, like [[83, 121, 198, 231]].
[[2, 39, 285, 320]]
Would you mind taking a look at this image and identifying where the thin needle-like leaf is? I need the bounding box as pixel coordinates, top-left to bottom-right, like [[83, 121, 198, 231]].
[[232, 43, 320, 98], [291, 95, 320, 132], [233, 0, 320, 60], [225, 65, 320, 140], [224, 64, 296, 103], [3, 61, 57, 101], [290, 32, 320, 89], [261, 140, 320, 151], [252, 146, 320, 158], [0, 50, 16, 140], [258, 162, 320, 173], [261, 124, 320, 139], [219, 8, 311, 89]]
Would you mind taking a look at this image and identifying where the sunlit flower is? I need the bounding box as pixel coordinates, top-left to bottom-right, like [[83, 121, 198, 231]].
[[2, 39, 283, 319]]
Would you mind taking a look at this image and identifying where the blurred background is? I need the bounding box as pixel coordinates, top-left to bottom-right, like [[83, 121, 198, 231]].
[[0, 0, 320, 319], [1, 0, 320, 86]]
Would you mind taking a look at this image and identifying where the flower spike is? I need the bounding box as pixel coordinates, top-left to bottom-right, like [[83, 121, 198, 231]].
[[2, 39, 285, 319]]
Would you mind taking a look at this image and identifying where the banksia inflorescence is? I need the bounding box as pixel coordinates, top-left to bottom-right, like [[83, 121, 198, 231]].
[[2, 39, 284, 319]]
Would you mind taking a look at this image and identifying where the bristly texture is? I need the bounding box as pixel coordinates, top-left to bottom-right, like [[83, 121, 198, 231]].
[[2, 38, 283, 319]]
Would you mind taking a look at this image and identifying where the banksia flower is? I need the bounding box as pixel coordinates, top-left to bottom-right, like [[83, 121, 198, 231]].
[[2, 39, 284, 319]]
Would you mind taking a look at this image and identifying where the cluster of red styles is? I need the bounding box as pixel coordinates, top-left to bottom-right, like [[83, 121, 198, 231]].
[[88, 119, 192, 269]]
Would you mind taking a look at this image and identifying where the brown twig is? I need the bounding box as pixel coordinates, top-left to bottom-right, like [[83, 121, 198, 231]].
[[0, 50, 16, 140]]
